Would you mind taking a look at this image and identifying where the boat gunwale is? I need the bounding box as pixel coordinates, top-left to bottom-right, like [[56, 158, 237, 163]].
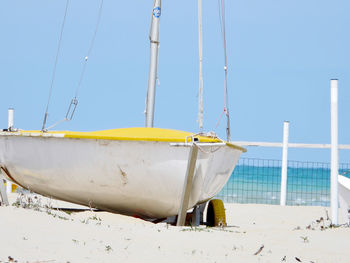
[[0, 131, 246, 152]]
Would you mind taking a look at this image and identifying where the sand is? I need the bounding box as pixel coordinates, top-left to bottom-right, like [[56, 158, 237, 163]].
[[0, 194, 350, 263]]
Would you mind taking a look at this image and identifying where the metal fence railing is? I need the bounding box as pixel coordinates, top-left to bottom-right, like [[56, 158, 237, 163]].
[[216, 158, 350, 207]]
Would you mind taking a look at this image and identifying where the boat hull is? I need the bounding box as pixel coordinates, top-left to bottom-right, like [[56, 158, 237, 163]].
[[338, 175, 350, 224], [0, 135, 242, 218]]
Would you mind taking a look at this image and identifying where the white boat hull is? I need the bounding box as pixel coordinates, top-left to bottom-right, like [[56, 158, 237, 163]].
[[338, 175, 350, 224], [0, 134, 242, 218]]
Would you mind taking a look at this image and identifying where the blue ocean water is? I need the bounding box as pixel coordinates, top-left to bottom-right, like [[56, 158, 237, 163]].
[[216, 158, 350, 207]]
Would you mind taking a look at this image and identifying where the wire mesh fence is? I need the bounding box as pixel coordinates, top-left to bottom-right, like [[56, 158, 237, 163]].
[[216, 158, 350, 206]]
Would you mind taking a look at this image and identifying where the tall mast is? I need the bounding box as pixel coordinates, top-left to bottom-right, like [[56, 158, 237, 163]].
[[219, 0, 231, 141], [145, 0, 161, 127], [198, 0, 204, 131]]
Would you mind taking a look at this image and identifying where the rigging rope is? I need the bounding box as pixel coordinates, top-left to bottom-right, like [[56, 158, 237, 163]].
[[42, 0, 104, 131], [42, 0, 70, 131], [217, 0, 231, 141], [198, 0, 204, 132], [74, 0, 104, 100], [65, 0, 104, 123]]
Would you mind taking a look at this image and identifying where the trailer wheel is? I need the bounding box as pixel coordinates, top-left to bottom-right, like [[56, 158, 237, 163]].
[[206, 199, 227, 227]]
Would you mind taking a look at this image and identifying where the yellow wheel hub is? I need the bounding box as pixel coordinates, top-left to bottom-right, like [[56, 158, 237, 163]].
[[206, 199, 227, 227]]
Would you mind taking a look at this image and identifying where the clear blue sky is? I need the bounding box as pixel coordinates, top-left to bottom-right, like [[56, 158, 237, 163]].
[[0, 0, 349, 163]]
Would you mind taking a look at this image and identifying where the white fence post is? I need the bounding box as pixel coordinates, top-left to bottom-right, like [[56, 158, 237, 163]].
[[330, 79, 339, 225], [6, 108, 14, 193], [280, 121, 289, 206], [8, 108, 14, 131]]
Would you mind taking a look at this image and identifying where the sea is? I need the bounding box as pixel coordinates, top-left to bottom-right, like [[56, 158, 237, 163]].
[[215, 158, 350, 207]]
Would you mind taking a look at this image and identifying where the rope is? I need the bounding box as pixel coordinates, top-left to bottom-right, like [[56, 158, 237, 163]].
[[74, 0, 104, 99], [42, 0, 70, 131], [64, 0, 104, 122], [185, 132, 224, 154], [198, 0, 204, 132], [42, 0, 104, 131], [215, 110, 224, 129], [217, 0, 231, 141]]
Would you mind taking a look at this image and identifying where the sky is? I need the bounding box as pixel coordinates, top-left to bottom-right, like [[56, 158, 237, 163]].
[[0, 0, 349, 163]]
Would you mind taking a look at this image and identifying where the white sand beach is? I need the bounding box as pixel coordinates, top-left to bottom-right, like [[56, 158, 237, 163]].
[[0, 194, 350, 263]]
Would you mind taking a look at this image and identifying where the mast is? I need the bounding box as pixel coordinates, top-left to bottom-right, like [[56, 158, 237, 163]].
[[219, 0, 231, 141], [198, 0, 204, 131], [145, 0, 161, 127]]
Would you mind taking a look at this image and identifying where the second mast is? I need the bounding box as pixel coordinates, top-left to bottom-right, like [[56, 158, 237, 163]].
[[145, 0, 161, 127]]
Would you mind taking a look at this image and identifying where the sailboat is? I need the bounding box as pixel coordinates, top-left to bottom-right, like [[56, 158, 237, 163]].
[[0, 0, 245, 219]]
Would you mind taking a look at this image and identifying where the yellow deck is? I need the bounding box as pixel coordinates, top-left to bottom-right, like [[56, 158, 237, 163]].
[[13, 127, 246, 151], [63, 127, 221, 142]]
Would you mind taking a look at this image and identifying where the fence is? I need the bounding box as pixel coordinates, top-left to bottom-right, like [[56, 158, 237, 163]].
[[216, 158, 350, 207]]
